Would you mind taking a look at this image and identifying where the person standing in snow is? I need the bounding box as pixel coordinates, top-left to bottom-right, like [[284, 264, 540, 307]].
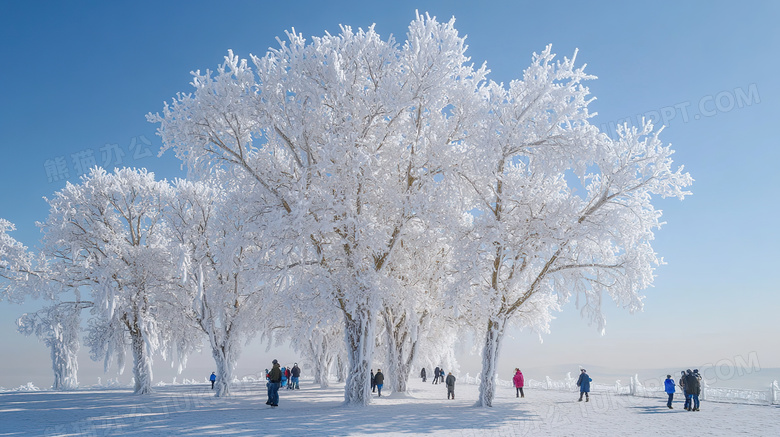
[[513, 368, 525, 398], [370, 369, 376, 393], [266, 359, 282, 407], [420, 367, 427, 382], [433, 366, 440, 384], [694, 369, 703, 389], [684, 369, 701, 411], [286, 366, 294, 390], [664, 374, 676, 408], [576, 369, 591, 402], [210, 372, 216, 389], [281, 366, 288, 388], [291, 363, 301, 389], [445, 372, 456, 399], [679, 371, 689, 410], [374, 369, 385, 397], [439, 368, 445, 384]]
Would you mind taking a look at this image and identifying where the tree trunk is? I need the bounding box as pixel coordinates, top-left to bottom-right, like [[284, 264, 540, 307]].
[[388, 345, 412, 394], [323, 355, 334, 388], [310, 339, 323, 385], [130, 327, 153, 394], [342, 302, 375, 405], [309, 338, 331, 388], [383, 310, 416, 393], [50, 325, 79, 390], [211, 343, 233, 397], [477, 316, 506, 407]]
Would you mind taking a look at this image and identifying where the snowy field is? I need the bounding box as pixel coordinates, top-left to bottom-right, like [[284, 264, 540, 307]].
[[2, 378, 779, 436]]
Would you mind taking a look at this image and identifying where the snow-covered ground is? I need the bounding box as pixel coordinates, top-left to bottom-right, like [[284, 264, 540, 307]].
[[1, 378, 778, 436]]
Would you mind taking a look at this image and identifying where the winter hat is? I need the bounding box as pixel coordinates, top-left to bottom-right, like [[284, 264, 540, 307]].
[[272, 359, 278, 365], [686, 369, 692, 374], [667, 374, 671, 378]]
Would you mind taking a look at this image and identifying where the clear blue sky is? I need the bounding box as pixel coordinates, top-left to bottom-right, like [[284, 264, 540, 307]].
[[1, 1, 778, 388]]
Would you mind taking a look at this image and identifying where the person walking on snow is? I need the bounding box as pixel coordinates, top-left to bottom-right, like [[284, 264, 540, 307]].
[[433, 366, 440, 384], [374, 369, 385, 397], [513, 368, 525, 398], [371, 369, 376, 393], [210, 372, 216, 389], [420, 367, 426, 382], [577, 369, 591, 402], [291, 363, 301, 389], [664, 374, 676, 409], [266, 359, 282, 407], [445, 372, 456, 399]]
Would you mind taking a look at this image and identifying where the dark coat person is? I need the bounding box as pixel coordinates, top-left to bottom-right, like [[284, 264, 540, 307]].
[[684, 370, 701, 411], [680, 371, 690, 410], [420, 367, 426, 382], [290, 363, 301, 389], [374, 369, 385, 397], [268, 363, 282, 383], [445, 372, 456, 399]]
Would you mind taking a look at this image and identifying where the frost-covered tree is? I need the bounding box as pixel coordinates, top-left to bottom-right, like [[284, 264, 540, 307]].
[[38, 167, 184, 394], [0, 218, 48, 302], [167, 177, 270, 397], [1, 218, 29, 302], [17, 301, 92, 390], [150, 13, 486, 405], [4, 218, 94, 390], [150, 12, 690, 407], [305, 323, 344, 388], [267, 271, 345, 389], [454, 47, 693, 406], [377, 226, 458, 393]]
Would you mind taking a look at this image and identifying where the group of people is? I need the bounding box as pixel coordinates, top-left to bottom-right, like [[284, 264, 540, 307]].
[[665, 369, 702, 411], [370, 369, 385, 396], [419, 367, 458, 399], [263, 362, 301, 389], [256, 362, 705, 409], [425, 366, 449, 385], [254, 361, 530, 406], [575, 367, 702, 411], [264, 360, 302, 407]]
